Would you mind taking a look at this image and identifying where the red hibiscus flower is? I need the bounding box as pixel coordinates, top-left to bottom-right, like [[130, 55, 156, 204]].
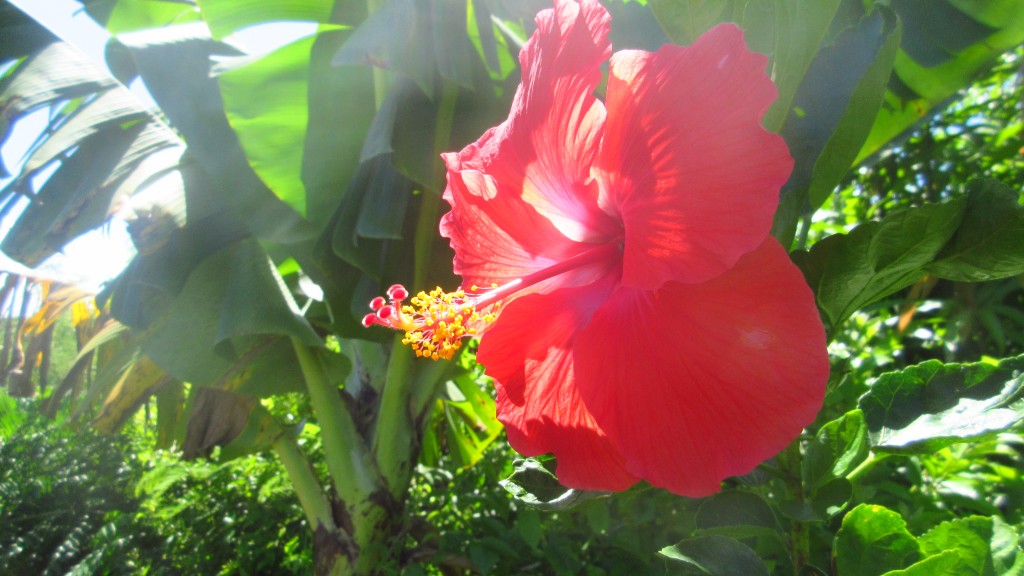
[[365, 0, 828, 497]]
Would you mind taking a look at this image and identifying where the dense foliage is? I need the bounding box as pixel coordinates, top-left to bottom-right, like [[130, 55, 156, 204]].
[[1, 0, 1023, 575], [0, 407, 151, 574]]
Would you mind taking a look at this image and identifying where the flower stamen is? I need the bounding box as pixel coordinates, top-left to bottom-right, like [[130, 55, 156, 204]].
[[362, 284, 499, 360], [363, 242, 621, 360]]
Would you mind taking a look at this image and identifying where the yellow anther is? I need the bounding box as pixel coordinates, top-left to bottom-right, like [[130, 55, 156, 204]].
[[387, 285, 500, 361]]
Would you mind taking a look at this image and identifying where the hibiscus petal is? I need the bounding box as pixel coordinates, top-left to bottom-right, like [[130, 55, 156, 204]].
[[441, 0, 620, 289], [478, 273, 638, 492], [574, 240, 827, 497], [597, 24, 794, 290]]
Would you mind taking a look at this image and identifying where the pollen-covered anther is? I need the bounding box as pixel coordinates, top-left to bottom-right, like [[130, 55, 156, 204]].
[[362, 284, 501, 360]]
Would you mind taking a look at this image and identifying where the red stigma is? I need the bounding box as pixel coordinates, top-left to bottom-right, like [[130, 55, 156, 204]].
[[387, 284, 409, 301]]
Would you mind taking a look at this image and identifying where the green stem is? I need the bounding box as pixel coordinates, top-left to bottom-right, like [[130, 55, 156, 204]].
[[272, 428, 336, 531], [292, 338, 376, 503], [371, 337, 415, 496], [374, 79, 459, 496], [778, 439, 809, 576], [795, 211, 812, 251], [846, 451, 885, 484]]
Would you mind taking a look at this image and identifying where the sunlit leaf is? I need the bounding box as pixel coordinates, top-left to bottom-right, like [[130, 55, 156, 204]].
[[82, 0, 201, 34], [113, 23, 312, 242], [0, 42, 116, 132], [196, 0, 332, 39], [499, 458, 606, 510], [92, 355, 171, 433], [834, 504, 922, 576], [918, 516, 1024, 576], [217, 35, 319, 217], [880, 551, 962, 576], [0, 389, 26, 439], [438, 370, 501, 468], [857, 0, 1024, 162], [2, 121, 149, 266], [858, 355, 1024, 454], [803, 408, 870, 490]]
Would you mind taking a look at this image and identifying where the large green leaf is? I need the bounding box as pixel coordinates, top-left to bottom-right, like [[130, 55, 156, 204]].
[[333, 0, 434, 94], [136, 238, 324, 397], [759, 0, 844, 133], [803, 408, 870, 491], [421, 368, 501, 468], [217, 35, 319, 218], [113, 23, 314, 243], [834, 504, 922, 576], [329, 154, 413, 276], [690, 490, 785, 543], [857, 0, 1024, 162], [782, 6, 901, 212], [659, 535, 770, 576], [0, 6, 201, 270], [858, 355, 1024, 454], [795, 179, 1024, 333], [2, 121, 147, 266], [918, 516, 1024, 576], [647, 0, 740, 46], [104, 211, 248, 328], [196, 0, 333, 39], [332, 0, 476, 94], [925, 179, 1024, 282], [881, 552, 962, 576], [650, 0, 1024, 213], [215, 239, 321, 347], [794, 195, 963, 333], [81, 0, 201, 35], [0, 41, 116, 133], [301, 3, 373, 221]]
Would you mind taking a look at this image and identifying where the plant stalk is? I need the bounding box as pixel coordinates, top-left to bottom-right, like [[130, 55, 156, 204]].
[[272, 427, 336, 531], [292, 339, 376, 504], [778, 438, 810, 576], [374, 79, 460, 496], [846, 451, 884, 483]]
